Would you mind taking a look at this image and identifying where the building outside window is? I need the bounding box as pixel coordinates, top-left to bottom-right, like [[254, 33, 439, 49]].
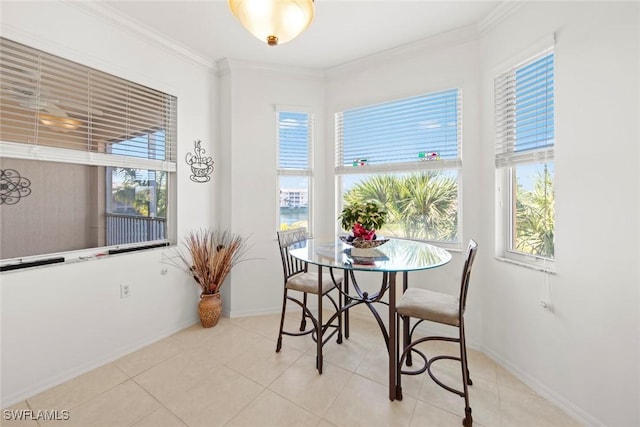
[[495, 49, 555, 266], [277, 109, 313, 232], [335, 89, 462, 247]]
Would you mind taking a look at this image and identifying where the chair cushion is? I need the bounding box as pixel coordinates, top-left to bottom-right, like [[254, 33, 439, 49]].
[[396, 287, 460, 327], [286, 272, 342, 295]]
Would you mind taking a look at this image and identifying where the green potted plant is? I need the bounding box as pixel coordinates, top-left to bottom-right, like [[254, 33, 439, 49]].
[[167, 228, 251, 328], [339, 201, 388, 241]]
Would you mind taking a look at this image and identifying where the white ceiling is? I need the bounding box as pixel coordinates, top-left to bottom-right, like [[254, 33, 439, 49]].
[[101, 0, 502, 69]]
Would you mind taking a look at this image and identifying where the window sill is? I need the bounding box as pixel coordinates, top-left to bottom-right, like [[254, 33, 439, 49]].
[[1, 242, 170, 273], [495, 256, 556, 274]]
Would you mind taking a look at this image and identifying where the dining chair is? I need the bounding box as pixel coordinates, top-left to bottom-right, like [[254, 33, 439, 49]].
[[275, 227, 343, 373], [395, 239, 478, 426]]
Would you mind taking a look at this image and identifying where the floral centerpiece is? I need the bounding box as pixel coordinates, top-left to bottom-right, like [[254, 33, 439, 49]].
[[339, 201, 388, 242]]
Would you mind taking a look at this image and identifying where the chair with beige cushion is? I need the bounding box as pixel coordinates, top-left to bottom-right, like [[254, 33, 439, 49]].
[[276, 228, 343, 373], [396, 239, 478, 426]]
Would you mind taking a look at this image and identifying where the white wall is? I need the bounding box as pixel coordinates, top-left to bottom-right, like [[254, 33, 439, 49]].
[[478, 3, 639, 426], [324, 3, 640, 426], [2, 2, 638, 426], [0, 1, 216, 407], [217, 60, 326, 317]]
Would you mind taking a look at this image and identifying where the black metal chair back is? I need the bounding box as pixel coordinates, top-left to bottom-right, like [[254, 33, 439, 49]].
[[459, 239, 478, 316], [277, 227, 308, 283], [275, 227, 343, 373], [396, 239, 479, 427]]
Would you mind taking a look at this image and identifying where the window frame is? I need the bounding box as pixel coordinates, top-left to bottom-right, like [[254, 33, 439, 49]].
[[334, 89, 463, 250], [275, 106, 314, 235], [0, 147, 177, 267], [0, 37, 177, 267], [495, 46, 555, 271]]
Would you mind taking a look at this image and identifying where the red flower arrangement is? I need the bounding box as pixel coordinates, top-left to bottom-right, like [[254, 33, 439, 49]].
[[339, 201, 388, 241], [352, 223, 377, 241]]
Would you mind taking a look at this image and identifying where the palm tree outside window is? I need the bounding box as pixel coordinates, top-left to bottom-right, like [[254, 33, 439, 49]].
[[335, 89, 462, 247]]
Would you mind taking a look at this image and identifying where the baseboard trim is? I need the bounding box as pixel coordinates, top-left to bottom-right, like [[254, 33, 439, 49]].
[[225, 306, 286, 318], [1, 317, 198, 409], [481, 346, 606, 427]]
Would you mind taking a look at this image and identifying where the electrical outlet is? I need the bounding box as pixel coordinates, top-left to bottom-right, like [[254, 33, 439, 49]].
[[120, 284, 130, 298]]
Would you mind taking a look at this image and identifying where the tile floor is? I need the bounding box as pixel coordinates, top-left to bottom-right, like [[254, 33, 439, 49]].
[[4, 312, 583, 427]]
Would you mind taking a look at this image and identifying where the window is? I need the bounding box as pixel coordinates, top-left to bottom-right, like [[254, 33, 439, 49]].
[[335, 89, 462, 246], [495, 49, 555, 265], [277, 109, 313, 232], [0, 37, 177, 262]]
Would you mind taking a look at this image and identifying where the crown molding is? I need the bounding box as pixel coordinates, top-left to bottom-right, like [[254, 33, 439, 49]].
[[69, 0, 216, 71], [216, 58, 324, 81], [324, 24, 481, 80], [216, 59, 233, 77], [0, 23, 183, 97], [477, 0, 527, 33]]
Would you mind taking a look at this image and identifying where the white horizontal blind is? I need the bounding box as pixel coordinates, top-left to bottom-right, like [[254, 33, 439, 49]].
[[277, 111, 312, 176], [336, 89, 462, 175], [0, 37, 177, 171], [495, 49, 554, 167]]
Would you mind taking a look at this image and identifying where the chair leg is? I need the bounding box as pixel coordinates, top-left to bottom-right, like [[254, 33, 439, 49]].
[[276, 288, 288, 352], [344, 272, 350, 339], [460, 322, 472, 426], [396, 313, 404, 400], [402, 272, 412, 367], [317, 284, 323, 374], [463, 407, 473, 427], [404, 317, 413, 367], [463, 338, 473, 386], [336, 289, 343, 344], [300, 292, 308, 331]]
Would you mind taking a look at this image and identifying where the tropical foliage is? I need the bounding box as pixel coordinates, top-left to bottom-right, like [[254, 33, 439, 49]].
[[280, 222, 307, 231], [514, 166, 554, 258], [111, 168, 167, 218], [343, 171, 458, 242], [342, 168, 554, 255], [339, 200, 388, 232]]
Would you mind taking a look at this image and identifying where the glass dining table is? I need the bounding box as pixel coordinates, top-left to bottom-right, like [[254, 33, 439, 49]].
[[288, 237, 452, 401]]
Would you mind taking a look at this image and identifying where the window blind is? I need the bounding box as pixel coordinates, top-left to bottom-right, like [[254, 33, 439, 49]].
[[277, 111, 312, 176], [495, 49, 554, 168], [0, 37, 177, 171], [335, 88, 462, 174]]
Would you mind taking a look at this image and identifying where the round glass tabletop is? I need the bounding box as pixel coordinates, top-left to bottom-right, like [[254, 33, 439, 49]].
[[289, 238, 452, 273]]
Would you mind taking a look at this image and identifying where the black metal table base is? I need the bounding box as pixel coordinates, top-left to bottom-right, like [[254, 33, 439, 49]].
[[319, 268, 409, 400]]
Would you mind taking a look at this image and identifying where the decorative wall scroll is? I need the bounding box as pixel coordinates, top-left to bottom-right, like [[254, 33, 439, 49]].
[[0, 169, 32, 205], [185, 140, 214, 183]]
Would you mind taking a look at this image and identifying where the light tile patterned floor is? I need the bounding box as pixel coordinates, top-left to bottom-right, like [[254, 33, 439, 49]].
[[4, 313, 583, 427]]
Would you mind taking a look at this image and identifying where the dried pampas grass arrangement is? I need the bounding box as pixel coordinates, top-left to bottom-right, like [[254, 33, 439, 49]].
[[168, 228, 251, 295]]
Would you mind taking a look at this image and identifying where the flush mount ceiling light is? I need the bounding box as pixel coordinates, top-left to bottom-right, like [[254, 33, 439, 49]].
[[228, 0, 315, 46], [38, 113, 81, 132]]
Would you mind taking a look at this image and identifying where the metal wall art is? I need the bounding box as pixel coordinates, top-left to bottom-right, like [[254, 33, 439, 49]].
[[0, 169, 32, 205], [185, 140, 214, 183]]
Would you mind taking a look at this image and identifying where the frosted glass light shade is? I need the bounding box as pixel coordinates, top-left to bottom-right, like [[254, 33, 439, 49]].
[[228, 0, 314, 46], [38, 114, 81, 132]]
